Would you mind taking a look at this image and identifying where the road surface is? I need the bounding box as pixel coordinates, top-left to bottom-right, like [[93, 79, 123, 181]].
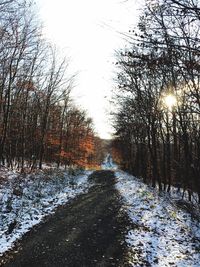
[[1, 170, 132, 267]]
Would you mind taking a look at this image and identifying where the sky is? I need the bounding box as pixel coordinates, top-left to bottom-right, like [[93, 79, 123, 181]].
[[35, 0, 143, 139]]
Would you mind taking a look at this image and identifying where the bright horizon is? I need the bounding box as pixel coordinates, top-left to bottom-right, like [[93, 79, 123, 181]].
[[35, 0, 143, 139]]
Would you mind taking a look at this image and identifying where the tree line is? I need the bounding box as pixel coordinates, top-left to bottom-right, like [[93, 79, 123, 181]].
[[112, 0, 200, 202], [0, 0, 102, 171]]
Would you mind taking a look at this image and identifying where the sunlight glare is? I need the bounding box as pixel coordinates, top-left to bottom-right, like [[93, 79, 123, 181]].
[[164, 94, 177, 110]]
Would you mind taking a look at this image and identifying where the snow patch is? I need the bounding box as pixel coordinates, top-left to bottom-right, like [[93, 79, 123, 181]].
[[0, 168, 93, 256], [101, 154, 118, 170], [115, 171, 200, 267]]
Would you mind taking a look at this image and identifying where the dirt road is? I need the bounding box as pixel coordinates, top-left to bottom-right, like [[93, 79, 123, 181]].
[[1, 170, 132, 267]]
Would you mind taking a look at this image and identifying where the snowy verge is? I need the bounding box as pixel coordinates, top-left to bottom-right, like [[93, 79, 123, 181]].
[[0, 168, 93, 257], [115, 171, 200, 267]]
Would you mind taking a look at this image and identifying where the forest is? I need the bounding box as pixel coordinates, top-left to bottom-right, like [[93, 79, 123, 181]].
[[1, 1, 200, 266], [112, 0, 200, 202], [0, 0, 103, 172]]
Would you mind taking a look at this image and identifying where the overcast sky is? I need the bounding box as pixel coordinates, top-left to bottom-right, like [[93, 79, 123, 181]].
[[35, 0, 143, 139]]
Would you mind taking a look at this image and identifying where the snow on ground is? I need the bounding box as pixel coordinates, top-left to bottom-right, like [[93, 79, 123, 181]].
[[115, 171, 200, 267], [101, 154, 118, 170], [0, 167, 93, 256]]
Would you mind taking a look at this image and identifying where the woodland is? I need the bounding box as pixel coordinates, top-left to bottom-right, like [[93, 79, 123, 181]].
[[112, 0, 200, 202], [0, 0, 104, 172], [1, 1, 200, 265]]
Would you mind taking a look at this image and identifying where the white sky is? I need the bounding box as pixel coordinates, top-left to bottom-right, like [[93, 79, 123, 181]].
[[35, 0, 143, 139]]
